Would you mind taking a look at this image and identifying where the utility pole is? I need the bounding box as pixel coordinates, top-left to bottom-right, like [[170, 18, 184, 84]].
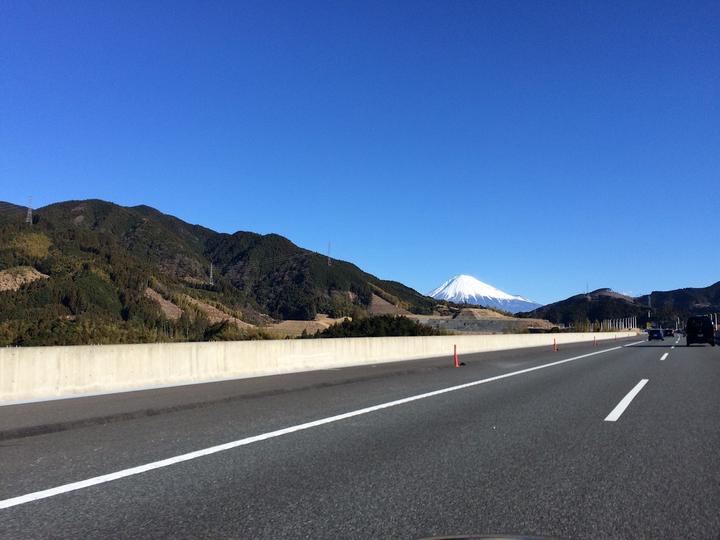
[[327, 241, 332, 267], [25, 196, 33, 225]]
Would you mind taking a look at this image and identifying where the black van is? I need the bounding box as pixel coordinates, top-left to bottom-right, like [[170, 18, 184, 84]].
[[686, 316, 716, 346]]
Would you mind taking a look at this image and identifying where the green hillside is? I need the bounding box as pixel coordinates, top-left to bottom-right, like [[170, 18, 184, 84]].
[[520, 285, 720, 327], [519, 289, 647, 327], [0, 199, 437, 346], [636, 283, 720, 320]]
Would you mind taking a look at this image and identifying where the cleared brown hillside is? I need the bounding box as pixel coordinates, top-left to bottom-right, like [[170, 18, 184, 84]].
[[144, 288, 183, 321], [263, 314, 350, 338], [183, 295, 255, 329], [0, 266, 49, 292], [454, 308, 512, 320], [368, 293, 411, 316]]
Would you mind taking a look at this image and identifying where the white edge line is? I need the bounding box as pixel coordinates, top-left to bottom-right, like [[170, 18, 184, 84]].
[[660, 352, 669, 361], [0, 343, 634, 510], [604, 379, 649, 422]]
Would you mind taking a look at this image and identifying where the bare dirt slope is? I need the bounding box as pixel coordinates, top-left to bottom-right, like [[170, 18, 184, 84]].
[[0, 266, 49, 292], [454, 307, 512, 320], [183, 295, 255, 329], [368, 293, 411, 316], [144, 288, 184, 321], [263, 314, 350, 338], [410, 307, 554, 334]]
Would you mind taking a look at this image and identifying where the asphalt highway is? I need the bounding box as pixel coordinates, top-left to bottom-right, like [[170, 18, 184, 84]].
[[1, 335, 719, 539]]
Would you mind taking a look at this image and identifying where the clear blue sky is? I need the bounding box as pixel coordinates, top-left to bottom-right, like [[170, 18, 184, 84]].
[[2, 0, 718, 304]]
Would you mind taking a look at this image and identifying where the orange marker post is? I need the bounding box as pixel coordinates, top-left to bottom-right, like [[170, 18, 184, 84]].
[[453, 344, 460, 368]]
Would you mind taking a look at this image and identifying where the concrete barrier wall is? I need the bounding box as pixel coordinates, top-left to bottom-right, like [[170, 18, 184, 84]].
[[0, 332, 637, 403]]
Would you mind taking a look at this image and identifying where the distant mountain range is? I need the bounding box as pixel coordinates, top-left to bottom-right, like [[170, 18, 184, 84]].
[[636, 283, 720, 316], [518, 284, 720, 326], [2, 198, 715, 345], [428, 274, 542, 314], [0, 199, 436, 345]]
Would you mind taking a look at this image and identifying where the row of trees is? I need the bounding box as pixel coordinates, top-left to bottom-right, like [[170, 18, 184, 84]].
[[306, 315, 445, 339]]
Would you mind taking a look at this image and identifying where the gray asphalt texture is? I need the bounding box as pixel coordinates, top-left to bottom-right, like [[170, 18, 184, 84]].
[[1, 335, 719, 539]]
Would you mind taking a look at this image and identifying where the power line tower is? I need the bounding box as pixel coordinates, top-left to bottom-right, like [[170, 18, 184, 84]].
[[25, 196, 33, 225], [327, 241, 332, 267], [209, 262, 214, 285]]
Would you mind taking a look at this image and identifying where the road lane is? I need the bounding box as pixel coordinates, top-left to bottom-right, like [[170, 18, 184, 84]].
[[0, 337, 642, 499], [585, 338, 720, 538], [1, 336, 718, 538], [0, 344, 639, 510]]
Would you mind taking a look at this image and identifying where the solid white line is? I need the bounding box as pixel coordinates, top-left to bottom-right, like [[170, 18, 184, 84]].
[[604, 379, 649, 422], [660, 353, 669, 361], [0, 343, 632, 510]]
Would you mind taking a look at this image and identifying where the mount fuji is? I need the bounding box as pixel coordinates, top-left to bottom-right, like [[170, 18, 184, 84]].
[[428, 274, 542, 314]]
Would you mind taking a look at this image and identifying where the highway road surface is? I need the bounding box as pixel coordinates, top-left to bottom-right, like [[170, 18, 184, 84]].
[[1, 335, 719, 539]]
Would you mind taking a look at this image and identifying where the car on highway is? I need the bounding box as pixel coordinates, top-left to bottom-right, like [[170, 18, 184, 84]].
[[663, 328, 675, 337], [647, 329, 664, 341], [686, 316, 716, 346]]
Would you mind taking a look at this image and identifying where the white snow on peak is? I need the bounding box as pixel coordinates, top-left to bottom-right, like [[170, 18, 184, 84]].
[[429, 274, 518, 301], [428, 274, 542, 313]]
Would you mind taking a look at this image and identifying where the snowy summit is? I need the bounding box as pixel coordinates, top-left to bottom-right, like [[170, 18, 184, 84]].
[[428, 274, 542, 314]]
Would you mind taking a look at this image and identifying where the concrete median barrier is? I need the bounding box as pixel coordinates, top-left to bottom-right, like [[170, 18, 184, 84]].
[[0, 332, 637, 403]]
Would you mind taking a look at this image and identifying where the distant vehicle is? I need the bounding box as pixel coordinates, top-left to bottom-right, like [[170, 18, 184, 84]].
[[647, 329, 664, 341], [663, 329, 675, 337], [685, 316, 715, 346]]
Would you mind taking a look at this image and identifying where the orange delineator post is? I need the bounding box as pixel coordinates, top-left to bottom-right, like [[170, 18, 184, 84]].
[[454, 344, 460, 368], [553, 338, 558, 352]]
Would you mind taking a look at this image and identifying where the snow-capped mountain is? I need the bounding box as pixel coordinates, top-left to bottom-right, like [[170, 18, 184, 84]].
[[428, 274, 542, 314]]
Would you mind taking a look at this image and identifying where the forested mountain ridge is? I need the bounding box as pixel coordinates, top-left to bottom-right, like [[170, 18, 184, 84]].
[[519, 285, 720, 327], [0, 199, 435, 345]]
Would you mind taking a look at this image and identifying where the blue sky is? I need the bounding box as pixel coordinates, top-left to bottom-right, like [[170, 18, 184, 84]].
[[1, 0, 718, 304]]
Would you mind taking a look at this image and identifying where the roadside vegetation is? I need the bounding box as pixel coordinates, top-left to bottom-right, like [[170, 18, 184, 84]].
[[305, 315, 446, 338]]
